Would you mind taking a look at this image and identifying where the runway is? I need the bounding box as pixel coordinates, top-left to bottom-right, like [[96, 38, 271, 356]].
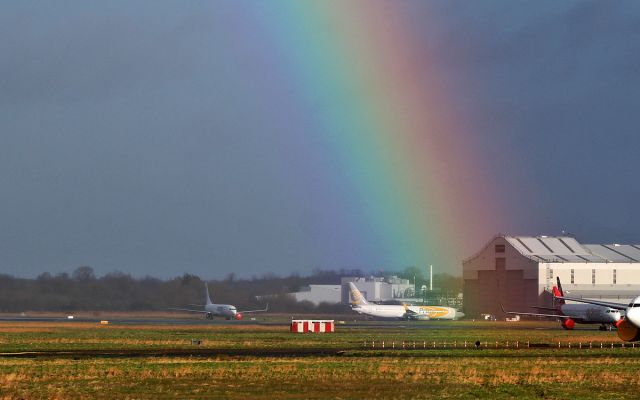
[[0, 347, 345, 359], [0, 315, 459, 328], [0, 315, 582, 331], [0, 316, 268, 325]]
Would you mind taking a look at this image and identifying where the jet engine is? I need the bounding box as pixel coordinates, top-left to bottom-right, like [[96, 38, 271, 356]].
[[617, 319, 640, 342], [561, 318, 575, 330]]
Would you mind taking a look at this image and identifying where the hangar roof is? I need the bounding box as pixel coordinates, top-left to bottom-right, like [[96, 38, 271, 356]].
[[504, 236, 640, 263]]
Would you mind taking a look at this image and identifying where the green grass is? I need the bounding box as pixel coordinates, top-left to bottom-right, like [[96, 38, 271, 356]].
[[0, 320, 624, 352], [1, 320, 640, 399]]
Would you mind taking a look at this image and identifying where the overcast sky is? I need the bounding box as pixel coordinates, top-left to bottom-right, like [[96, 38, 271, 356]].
[[1, 1, 639, 279]]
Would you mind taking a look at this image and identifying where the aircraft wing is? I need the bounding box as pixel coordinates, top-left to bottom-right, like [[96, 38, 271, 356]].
[[530, 306, 558, 311], [501, 305, 571, 319], [556, 296, 627, 311], [402, 303, 415, 314], [239, 304, 269, 314], [401, 304, 430, 320], [167, 307, 209, 314]]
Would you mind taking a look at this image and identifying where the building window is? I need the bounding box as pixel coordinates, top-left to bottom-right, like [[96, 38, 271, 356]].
[[550, 269, 554, 280], [592, 269, 596, 285], [570, 269, 574, 284], [613, 269, 617, 285], [495, 244, 505, 253]]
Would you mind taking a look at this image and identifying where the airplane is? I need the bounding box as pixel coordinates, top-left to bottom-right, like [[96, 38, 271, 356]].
[[555, 281, 640, 342], [348, 282, 462, 320], [501, 277, 621, 330], [169, 282, 268, 320]]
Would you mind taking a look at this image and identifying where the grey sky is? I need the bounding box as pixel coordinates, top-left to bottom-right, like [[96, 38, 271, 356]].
[[1, 1, 639, 278]]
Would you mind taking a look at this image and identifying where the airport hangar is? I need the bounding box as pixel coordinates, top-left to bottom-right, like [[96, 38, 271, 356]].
[[463, 235, 640, 318]]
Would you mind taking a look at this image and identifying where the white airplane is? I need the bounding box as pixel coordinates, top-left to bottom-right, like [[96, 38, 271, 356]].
[[555, 280, 640, 342], [169, 283, 268, 320], [348, 282, 462, 320], [502, 277, 621, 330]]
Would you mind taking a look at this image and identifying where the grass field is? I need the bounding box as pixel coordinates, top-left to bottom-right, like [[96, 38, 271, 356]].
[[1, 319, 639, 399]]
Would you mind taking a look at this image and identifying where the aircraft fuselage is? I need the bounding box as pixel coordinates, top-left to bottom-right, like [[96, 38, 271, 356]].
[[204, 303, 238, 319], [560, 303, 620, 324]]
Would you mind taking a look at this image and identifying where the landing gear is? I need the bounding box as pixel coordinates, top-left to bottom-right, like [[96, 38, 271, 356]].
[[598, 324, 613, 331], [206, 313, 213, 320], [599, 324, 614, 331]]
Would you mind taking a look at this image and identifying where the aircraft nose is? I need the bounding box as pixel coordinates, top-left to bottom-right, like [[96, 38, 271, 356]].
[[627, 308, 640, 327]]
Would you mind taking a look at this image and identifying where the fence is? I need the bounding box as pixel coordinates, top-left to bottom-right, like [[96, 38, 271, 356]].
[[362, 340, 638, 350]]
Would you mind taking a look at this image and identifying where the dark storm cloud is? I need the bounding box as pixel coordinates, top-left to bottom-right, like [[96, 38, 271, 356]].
[[0, 2, 312, 278], [409, 1, 640, 243], [1, 1, 639, 278]]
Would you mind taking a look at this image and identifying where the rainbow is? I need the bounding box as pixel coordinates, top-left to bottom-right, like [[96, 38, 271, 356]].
[[251, 3, 504, 272]]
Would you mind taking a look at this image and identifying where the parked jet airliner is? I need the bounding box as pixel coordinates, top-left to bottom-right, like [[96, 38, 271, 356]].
[[348, 282, 462, 320], [555, 279, 640, 342], [502, 277, 621, 330], [170, 283, 268, 320]]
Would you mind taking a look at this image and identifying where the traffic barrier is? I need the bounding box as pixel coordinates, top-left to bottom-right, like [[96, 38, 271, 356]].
[[290, 320, 334, 333]]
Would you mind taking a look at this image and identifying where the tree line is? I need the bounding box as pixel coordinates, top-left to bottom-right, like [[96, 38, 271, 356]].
[[0, 266, 462, 313]]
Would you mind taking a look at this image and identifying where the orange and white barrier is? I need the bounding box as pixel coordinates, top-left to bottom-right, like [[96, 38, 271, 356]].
[[290, 320, 335, 333]]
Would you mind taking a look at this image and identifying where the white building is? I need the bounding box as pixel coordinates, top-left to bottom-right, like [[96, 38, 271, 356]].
[[463, 235, 640, 318], [340, 276, 414, 304], [287, 276, 416, 305], [290, 285, 342, 305]]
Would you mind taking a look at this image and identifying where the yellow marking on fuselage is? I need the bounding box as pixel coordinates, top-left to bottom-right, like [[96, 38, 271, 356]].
[[418, 306, 451, 318]]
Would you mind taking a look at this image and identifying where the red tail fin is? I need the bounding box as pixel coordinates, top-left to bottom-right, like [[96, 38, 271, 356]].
[[553, 277, 566, 307], [556, 277, 565, 296]]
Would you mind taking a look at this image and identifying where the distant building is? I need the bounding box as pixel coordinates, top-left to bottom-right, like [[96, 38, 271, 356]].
[[463, 235, 640, 318], [287, 276, 420, 306], [290, 285, 342, 305], [340, 276, 414, 304]]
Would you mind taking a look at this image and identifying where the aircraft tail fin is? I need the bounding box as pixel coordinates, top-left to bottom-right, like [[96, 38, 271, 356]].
[[553, 277, 565, 307], [348, 282, 369, 306], [205, 282, 213, 306]]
